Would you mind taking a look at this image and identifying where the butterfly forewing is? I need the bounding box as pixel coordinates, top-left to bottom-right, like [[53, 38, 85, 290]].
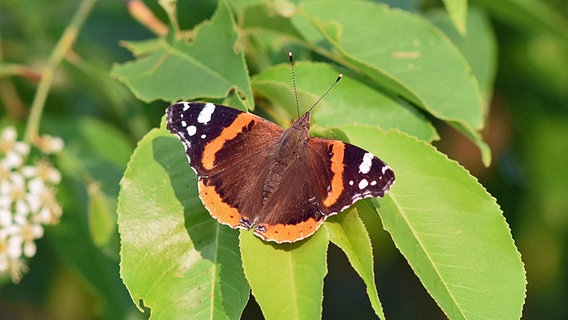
[[167, 102, 285, 229], [306, 139, 395, 215], [166, 102, 282, 175]]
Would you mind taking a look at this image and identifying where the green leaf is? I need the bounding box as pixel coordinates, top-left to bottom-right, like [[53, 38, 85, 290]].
[[295, 1, 491, 165], [325, 206, 385, 320], [427, 7, 497, 113], [473, 0, 568, 41], [341, 125, 526, 320], [441, 0, 468, 34], [87, 181, 116, 248], [252, 62, 438, 142], [297, 1, 482, 126], [240, 228, 329, 320], [112, 0, 253, 107], [117, 121, 249, 318]]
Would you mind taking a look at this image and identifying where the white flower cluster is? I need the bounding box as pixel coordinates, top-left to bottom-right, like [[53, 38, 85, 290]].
[[0, 127, 63, 283]]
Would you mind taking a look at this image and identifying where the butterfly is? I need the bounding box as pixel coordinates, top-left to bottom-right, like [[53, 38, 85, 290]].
[[166, 54, 394, 243]]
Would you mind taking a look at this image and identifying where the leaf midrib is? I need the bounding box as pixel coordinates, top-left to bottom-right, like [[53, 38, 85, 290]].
[[389, 193, 467, 320]]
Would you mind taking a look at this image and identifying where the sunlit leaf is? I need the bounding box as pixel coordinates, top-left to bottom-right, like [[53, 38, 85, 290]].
[[342, 125, 526, 319], [240, 228, 329, 320], [118, 121, 249, 318]]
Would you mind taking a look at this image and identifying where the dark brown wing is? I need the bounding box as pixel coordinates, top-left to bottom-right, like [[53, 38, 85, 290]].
[[251, 150, 327, 243]]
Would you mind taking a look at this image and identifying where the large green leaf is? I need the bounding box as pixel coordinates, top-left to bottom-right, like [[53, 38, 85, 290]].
[[117, 121, 249, 319], [252, 62, 438, 142], [240, 227, 329, 320], [111, 0, 253, 107], [341, 125, 526, 319], [294, 1, 491, 165], [296, 1, 482, 128]]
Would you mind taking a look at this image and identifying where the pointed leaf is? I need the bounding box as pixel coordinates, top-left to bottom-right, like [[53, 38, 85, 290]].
[[295, 1, 491, 165], [240, 229, 329, 320], [441, 0, 468, 34], [325, 206, 385, 320], [118, 121, 249, 319], [112, 0, 253, 107], [341, 125, 526, 319]]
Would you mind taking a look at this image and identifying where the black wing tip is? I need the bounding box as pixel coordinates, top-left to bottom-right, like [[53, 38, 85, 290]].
[[165, 102, 187, 134]]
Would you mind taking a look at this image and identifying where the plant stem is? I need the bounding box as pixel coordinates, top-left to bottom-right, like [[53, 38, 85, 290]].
[[24, 0, 98, 143]]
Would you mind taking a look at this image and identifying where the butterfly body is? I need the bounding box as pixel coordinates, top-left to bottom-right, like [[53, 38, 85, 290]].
[[166, 102, 394, 243]]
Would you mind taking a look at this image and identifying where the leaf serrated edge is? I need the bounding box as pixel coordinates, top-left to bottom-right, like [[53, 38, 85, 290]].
[[345, 126, 526, 319]]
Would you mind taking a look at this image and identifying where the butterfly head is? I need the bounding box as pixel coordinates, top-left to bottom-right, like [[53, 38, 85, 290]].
[[292, 112, 311, 131]]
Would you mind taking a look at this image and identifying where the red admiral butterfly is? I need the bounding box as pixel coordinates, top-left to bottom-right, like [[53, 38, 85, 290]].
[[166, 55, 395, 243]]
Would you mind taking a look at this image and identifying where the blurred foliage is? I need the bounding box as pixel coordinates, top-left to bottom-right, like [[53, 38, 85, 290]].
[[0, 0, 566, 319]]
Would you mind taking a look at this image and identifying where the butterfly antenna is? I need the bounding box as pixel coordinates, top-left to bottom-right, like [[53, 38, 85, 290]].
[[307, 73, 343, 113], [289, 52, 300, 118]]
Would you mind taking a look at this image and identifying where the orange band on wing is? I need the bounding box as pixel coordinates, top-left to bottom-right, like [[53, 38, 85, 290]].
[[198, 180, 243, 228], [322, 141, 345, 207], [254, 217, 324, 243], [202, 113, 255, 170]]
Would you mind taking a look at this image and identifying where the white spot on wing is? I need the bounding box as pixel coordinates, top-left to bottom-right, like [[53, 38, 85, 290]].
[[201, 134, 206, 139], [349, 180, 354, 186], [381, 165, 390, 174], [198, 103, 215, 124], [359, 152, 374, 174], [371, 181, 377, 186], [358, 179, 369, 190], [183, 102, 190, 111], [187, 125, 197, 136], [181, 120, 187, 127]]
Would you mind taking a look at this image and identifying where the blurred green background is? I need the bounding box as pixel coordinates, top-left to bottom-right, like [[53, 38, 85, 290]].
[[0, 0, 567, 319]]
